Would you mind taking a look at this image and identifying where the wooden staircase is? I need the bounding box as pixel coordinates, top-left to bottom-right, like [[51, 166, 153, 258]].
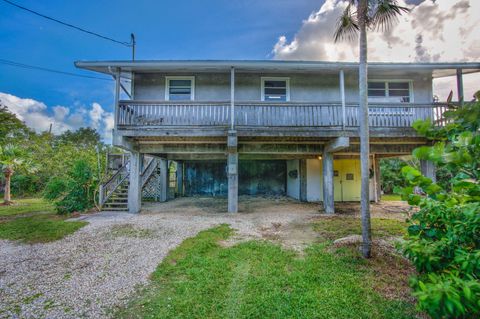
[[102, 180, 129, 211], [98, 156, 159, 212]]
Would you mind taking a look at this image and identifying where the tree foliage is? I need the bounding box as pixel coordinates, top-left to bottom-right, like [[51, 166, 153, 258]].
[[399, 101, 480, 318], [0, 105, 111, 213]]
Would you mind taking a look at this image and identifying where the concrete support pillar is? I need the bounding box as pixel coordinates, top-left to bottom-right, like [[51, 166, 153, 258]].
[[176, 161, 184, 197], [159, 158, 168, 202], [299, 159, 307, 202], [373, 156, 381, 203], [227, 130, 238, 213], [128, 152, 142, 214], [420, 160, 436, 183], [322, 150, 334, 214]]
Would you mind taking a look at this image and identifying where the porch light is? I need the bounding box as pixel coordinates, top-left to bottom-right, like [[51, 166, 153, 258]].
[[318, 156, 322, 160]]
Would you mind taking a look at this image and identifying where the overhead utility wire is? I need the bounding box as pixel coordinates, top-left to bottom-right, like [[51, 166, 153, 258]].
[[1, 0, 133, 47], [0, 59, 112, 81]]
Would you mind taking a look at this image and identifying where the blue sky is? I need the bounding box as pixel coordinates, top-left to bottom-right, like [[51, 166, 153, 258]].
[[0, 0, 478, 139], [0, 0, 318, 110]]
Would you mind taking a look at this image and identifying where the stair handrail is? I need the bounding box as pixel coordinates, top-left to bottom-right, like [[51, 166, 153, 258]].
[[141, 157, 158, 188], [99, 160, 130, 207]]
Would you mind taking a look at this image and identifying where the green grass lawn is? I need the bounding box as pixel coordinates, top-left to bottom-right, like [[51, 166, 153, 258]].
[[117, 224, 419, 319], [0, 198, 87, 243], [381, 194, 402, 201], [0, 198, 55, 217]]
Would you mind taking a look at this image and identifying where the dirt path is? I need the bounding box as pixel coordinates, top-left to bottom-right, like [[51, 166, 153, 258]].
[[0, 196, 409, 319]]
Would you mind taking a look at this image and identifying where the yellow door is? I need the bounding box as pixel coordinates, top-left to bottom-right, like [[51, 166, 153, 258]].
[[332, 159, 361, 202], [341, 159, 361, 201]]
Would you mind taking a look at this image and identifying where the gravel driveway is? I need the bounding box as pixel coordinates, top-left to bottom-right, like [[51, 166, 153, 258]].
[[0, 197, 321, 319]]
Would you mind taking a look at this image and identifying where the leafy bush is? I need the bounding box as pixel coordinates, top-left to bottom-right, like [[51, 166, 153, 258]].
[[380, 158, 414, 194], [399, 101, 480, 318], [44, 160, 98, 214]]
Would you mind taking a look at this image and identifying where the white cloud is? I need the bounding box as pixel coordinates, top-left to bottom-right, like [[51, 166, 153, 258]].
[[272, 0, 480, 99], [89, 102, 105, 129], [0, 92, 113, 140]]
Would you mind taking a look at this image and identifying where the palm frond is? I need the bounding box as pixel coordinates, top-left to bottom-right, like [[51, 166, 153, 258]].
[[370, 0, 410, 32], [334, 4, 359, 42]]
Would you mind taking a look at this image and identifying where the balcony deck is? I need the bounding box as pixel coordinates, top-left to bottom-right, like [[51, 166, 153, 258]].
[[115, 101, 447, 139]]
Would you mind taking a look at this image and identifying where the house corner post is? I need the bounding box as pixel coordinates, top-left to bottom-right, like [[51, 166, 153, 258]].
[[128, 152, 142, 214], [420, 160, 436, 183], [373, 155, 381, 203], [322, 150, 334, 214], [227, 130, 238, 213], [456, 68, 464, 105], [159, 158, 168, 202], [114, 68, 121, 131]]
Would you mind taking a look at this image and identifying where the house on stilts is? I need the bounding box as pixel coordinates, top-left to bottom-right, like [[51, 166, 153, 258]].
[[75, 60, 480, 213]]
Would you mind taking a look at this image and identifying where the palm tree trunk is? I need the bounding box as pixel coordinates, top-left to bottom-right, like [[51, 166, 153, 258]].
[[3, 166, 13, 205], [358, 0, 372, 258]]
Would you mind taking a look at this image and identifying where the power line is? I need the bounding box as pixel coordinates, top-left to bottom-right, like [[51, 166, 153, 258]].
[[1, 0, 132, 47], [0, 59, 112, 81]]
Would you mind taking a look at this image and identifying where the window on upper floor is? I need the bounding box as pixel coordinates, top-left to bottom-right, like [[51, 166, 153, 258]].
[[261, 77, 290, 102], [165, 76, 195, 101], [368, 81, 412, 103]]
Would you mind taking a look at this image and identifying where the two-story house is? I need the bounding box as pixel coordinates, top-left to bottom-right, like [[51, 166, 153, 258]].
[[75, 60, 480, 214]]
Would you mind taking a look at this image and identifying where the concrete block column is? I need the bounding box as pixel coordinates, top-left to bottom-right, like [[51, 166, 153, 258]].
[[159, 158, 168, 202], [420, 160, 436, 183], [176, 161, 184, 197], [128, 152, 143, 214], [227, 130, 238, 213], [322, 150, 334, 214], [299, 159, 307, 202]]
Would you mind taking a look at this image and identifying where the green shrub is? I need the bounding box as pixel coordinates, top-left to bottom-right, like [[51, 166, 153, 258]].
[[399, 101, 480, 318], [44, 160, 98, 214]]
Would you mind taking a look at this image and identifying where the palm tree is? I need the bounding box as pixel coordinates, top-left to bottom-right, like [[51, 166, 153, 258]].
[[0, 144, 32, 205], [334, 0, 409, 258]]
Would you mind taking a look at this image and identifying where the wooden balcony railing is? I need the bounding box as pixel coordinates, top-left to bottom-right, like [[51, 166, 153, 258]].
[[117, 101, 449, 129]]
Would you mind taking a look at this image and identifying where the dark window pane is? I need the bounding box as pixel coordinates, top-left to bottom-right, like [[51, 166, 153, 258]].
[[389, 89, 410, 97], [389, 82, 409, 89], [170, 87, 191, 94], [265, 88, 287, 95], [368, 82, 385, 89], [264, 80, 286, 88], [169, 80, 191, 87], [368, 89, 386, 97]]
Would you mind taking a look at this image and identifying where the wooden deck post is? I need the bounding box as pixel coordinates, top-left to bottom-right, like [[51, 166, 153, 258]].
[[227, 130, 238, 213], [420, 160, 436, 183], [339, 69, 346, 129], [230, 67, 235, 130], [322, 150, 334, 214], [114, 68, 121, 130], [159, 159, 168, 202], [128, 151, 142, 214], [456, 68, 464, 105]]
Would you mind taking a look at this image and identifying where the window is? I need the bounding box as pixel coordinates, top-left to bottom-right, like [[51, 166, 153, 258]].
[[261, 77, 290, 101], [165, 76, 195, 101], [368, 81, 412, 102]]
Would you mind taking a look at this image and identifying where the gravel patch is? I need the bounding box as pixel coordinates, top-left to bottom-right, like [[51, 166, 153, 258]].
[[0, 197, 319, 319]]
